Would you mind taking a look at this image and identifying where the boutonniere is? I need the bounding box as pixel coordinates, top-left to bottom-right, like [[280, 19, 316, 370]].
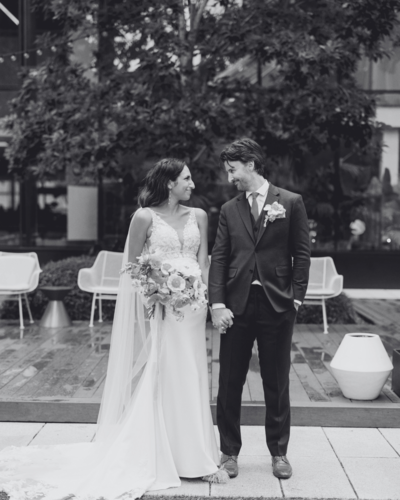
[[263, 202, 286, 227]]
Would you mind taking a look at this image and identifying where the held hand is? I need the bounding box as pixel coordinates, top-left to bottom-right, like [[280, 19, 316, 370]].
[[211, 308, 234, 334]]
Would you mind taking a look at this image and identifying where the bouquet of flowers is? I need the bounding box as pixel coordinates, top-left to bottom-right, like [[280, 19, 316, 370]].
[[122, 251, 208, 321]]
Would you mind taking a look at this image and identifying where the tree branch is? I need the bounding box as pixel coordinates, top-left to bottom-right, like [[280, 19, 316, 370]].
[[192, 0, 209, 35], [178, 0, 187, 46]]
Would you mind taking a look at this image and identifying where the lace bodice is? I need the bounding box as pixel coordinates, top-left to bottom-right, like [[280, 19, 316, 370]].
[[146, 207, 200, 262]]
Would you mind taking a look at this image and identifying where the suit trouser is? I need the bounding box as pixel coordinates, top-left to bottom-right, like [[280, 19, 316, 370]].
[[217, 285, 296, 457]]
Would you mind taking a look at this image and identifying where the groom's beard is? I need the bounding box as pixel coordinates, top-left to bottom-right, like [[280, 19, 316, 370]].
[[231, 181, 244, 191]]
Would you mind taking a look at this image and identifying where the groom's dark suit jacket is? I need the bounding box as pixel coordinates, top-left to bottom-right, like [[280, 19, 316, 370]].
[[209, 184, 311, 315]]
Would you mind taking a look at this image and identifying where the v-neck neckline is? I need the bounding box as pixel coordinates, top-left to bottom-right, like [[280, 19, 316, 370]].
[[149, 208, 193, 249]]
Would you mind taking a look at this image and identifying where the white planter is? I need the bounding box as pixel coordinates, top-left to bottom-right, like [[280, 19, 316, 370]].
[[330, 333, 393, 400]]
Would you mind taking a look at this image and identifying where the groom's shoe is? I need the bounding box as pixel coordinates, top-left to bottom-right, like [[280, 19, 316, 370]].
[[272, 456, 292, 479], [220, 453, 238, 478]]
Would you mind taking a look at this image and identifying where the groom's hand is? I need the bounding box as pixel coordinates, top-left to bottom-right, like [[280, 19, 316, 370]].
[[211, 308, 234, 334]]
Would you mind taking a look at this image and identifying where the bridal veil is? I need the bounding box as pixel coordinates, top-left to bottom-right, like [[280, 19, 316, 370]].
[[0, 219, 178, 500]]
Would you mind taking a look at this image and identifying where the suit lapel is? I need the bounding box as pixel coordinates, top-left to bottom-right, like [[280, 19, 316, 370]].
[[255, 184, 280, 246], [236, 193, 255, 243]]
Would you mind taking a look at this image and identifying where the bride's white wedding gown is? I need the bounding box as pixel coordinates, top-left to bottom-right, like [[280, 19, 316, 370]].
[[0, 207, 219, 500]]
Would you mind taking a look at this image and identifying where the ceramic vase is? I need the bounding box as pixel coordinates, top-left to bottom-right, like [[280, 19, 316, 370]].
[[330, 333, 393, 400]]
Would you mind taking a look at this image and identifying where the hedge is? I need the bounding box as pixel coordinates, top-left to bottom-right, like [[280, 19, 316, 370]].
[[296, 293, 358, 324], [0, 255, 116, 322]]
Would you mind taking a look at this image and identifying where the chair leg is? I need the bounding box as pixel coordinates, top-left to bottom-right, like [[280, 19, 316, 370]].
[[18, 294, 25, 330], [24, 294, 34, 324], [98, 297, 103, 323], [322, 298, 328, 334], [89, 293, 97, 327]]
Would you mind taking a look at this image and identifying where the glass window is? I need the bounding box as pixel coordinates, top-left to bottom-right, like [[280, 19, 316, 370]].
[[36, 181, 67, 245], [355, 45, 400, 105]]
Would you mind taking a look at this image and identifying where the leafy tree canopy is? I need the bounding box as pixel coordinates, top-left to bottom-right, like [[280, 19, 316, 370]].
[[5, 0, 400, 182]]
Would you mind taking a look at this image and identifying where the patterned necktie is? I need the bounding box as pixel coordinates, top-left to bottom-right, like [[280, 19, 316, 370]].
[[251, 192, 259, 221]]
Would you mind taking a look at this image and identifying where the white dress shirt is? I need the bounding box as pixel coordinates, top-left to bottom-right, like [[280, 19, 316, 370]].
[[246, 179, 269, 216], [212, 179, 301, 310]]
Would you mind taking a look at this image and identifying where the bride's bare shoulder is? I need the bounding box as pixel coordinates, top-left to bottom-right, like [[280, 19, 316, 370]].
[[131, 207, 153, 227], [193, 208, 208, 227], [194, 208, 207, 220]]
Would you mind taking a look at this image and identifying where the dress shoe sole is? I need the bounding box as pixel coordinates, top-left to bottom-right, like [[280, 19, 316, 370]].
[[272, 469, 292, 479], [226, 470, 238, 478], [221, 465, 238, 478]]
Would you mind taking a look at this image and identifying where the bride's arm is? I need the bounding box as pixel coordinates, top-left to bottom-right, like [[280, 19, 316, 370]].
[[127, 208, 152, 263], [196, 208, 210, 287]]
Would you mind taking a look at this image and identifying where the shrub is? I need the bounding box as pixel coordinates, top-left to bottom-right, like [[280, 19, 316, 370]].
[[296, 293, 358, 324], [0, 255, 116, 321]]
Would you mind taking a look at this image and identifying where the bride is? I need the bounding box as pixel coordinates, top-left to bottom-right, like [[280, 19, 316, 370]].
[[0, 158, 227, 500]]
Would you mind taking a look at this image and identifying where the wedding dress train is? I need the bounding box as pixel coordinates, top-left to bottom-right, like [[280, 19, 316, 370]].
[[0, 207, 220, 499]]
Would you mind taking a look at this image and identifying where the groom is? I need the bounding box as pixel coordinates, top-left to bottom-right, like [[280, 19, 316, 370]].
[[209, 138, 311, 479]]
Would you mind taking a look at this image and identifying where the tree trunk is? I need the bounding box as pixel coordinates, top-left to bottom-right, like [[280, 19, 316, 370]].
[[256, 57, 263, 144], [178, 0, 209, 92], [97, 0, 115, 81], [332, 145, 343, 250]]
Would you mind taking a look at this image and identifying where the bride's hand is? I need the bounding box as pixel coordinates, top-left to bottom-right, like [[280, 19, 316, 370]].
[[211, 308, 234, 334]]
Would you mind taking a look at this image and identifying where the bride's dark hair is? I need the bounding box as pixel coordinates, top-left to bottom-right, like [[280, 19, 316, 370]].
[[138, 158, 186, 207]]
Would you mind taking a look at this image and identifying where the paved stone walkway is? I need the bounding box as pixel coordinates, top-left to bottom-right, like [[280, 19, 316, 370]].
[[1, 423, 399, 499], [344, 288, 400, 299]]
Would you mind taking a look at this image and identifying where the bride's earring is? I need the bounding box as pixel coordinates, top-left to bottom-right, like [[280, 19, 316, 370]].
[[168, 188, 172, 206]]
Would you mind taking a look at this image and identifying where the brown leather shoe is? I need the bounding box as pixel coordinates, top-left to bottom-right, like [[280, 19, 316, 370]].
[[272, 456, 292, 479], [220, 453, 238, 478]]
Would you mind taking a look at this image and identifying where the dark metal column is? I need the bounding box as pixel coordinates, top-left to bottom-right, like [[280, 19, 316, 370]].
[[18, 0, 37, 246], [19, 0, 36, 66]]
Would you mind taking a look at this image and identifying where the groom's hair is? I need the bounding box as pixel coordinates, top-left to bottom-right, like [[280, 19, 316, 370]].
[[220, 138, 266, 175]]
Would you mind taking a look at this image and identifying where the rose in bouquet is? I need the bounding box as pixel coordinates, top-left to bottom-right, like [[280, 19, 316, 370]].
[[122, 251, 207, 321]]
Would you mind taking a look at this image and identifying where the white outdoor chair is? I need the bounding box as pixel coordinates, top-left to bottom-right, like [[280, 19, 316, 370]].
[[0, 252, 42, 331], [77, 250, 123, 327], [304, 256, 343, 334]]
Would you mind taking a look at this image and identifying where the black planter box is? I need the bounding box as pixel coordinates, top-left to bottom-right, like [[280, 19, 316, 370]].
[[392, 349, 400, 397]]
